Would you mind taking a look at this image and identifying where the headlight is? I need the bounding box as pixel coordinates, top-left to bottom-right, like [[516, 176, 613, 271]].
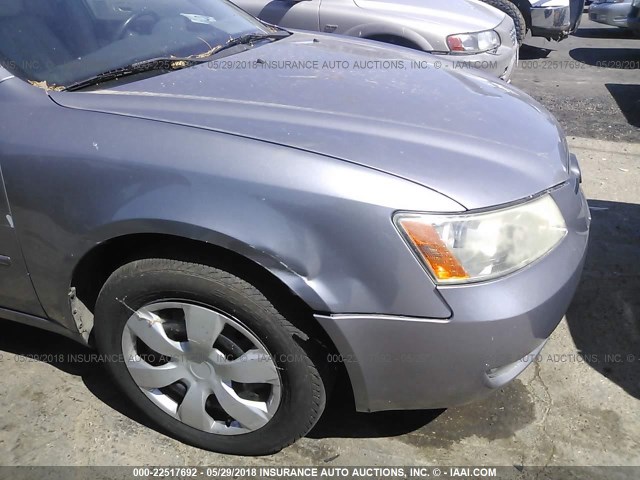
[[395, 194, 568, 285], [446, 30, 501, 54]]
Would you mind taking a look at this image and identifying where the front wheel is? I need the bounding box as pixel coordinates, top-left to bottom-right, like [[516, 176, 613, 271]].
[[94, 258, 327, 455]]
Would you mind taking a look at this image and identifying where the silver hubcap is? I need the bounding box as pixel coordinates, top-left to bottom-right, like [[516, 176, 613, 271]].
[[121, 301, 281, 435]]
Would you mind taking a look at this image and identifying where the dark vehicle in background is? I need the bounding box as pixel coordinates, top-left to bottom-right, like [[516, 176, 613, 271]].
[[480, 0, 586, 42]]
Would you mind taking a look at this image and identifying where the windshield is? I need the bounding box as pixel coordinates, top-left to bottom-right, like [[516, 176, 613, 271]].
[[0, 0, 271, 87]]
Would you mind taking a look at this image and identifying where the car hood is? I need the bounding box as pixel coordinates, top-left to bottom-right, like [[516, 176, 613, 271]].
[[50, 33, 569, 210], [353, 0, 505, 31]]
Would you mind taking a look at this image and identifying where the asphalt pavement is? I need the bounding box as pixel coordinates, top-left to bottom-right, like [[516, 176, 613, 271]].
[[512, 14, 640, 143]]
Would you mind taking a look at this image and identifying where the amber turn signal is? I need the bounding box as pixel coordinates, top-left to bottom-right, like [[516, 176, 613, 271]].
[[399, 219, 469, 282]]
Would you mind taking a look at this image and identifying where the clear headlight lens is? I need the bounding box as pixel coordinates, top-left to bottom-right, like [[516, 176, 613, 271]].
[[446, 30, 501, 54], [395, 194, 568, 285]]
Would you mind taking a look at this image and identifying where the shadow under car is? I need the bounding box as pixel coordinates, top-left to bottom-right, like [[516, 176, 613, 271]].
[[566, 199, 640, 400]]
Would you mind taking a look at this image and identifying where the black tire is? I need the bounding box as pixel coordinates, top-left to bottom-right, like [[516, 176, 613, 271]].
[[479, 0, 527, 46], [94, 258, 327, 455]]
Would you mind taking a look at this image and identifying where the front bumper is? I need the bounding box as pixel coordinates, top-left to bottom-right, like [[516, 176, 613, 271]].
[[531, 4, 574, 38], [317, 177, 590, 412], [589, 2, 633, 28]]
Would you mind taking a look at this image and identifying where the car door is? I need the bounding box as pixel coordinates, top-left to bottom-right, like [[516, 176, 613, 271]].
[[0, 70, 47, 317], [234, 0, 321, 31]]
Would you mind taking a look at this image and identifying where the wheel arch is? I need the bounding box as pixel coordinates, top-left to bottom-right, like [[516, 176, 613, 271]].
[[70, 229, 331, 339], [362, 33, 422, 51], [343, 23, 433, 51], [71, 228, 353, 409]]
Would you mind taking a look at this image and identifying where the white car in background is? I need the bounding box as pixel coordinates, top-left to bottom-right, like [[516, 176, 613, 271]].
[[233, 0, 519, 81]]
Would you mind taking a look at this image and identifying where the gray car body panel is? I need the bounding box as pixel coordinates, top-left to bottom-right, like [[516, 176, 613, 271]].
[[319, 177, 590, 411], [0, 30, 587, 412], [0, 61, 462, 332], [233, 0, 519, 79], [589, 0, 633, 28], [50, 33, 570, 210]]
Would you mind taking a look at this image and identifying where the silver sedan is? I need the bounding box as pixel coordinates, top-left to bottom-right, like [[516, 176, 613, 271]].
[[0, 0, 588, 456], [233, 0, 519, 80], [589, 0, 634, 28]]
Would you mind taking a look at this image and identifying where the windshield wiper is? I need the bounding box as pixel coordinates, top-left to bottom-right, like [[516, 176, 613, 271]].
[[201, 31, 291, 59], [64, 56, 208, 92], [63, 30, 291, 92]]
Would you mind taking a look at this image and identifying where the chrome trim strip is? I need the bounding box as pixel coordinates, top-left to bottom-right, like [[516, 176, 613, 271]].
[[316, 313, 451, 324]]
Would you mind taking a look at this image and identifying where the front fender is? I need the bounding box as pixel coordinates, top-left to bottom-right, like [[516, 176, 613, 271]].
[[83, 218, 331, 313], [1, 91, 459, 332]]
